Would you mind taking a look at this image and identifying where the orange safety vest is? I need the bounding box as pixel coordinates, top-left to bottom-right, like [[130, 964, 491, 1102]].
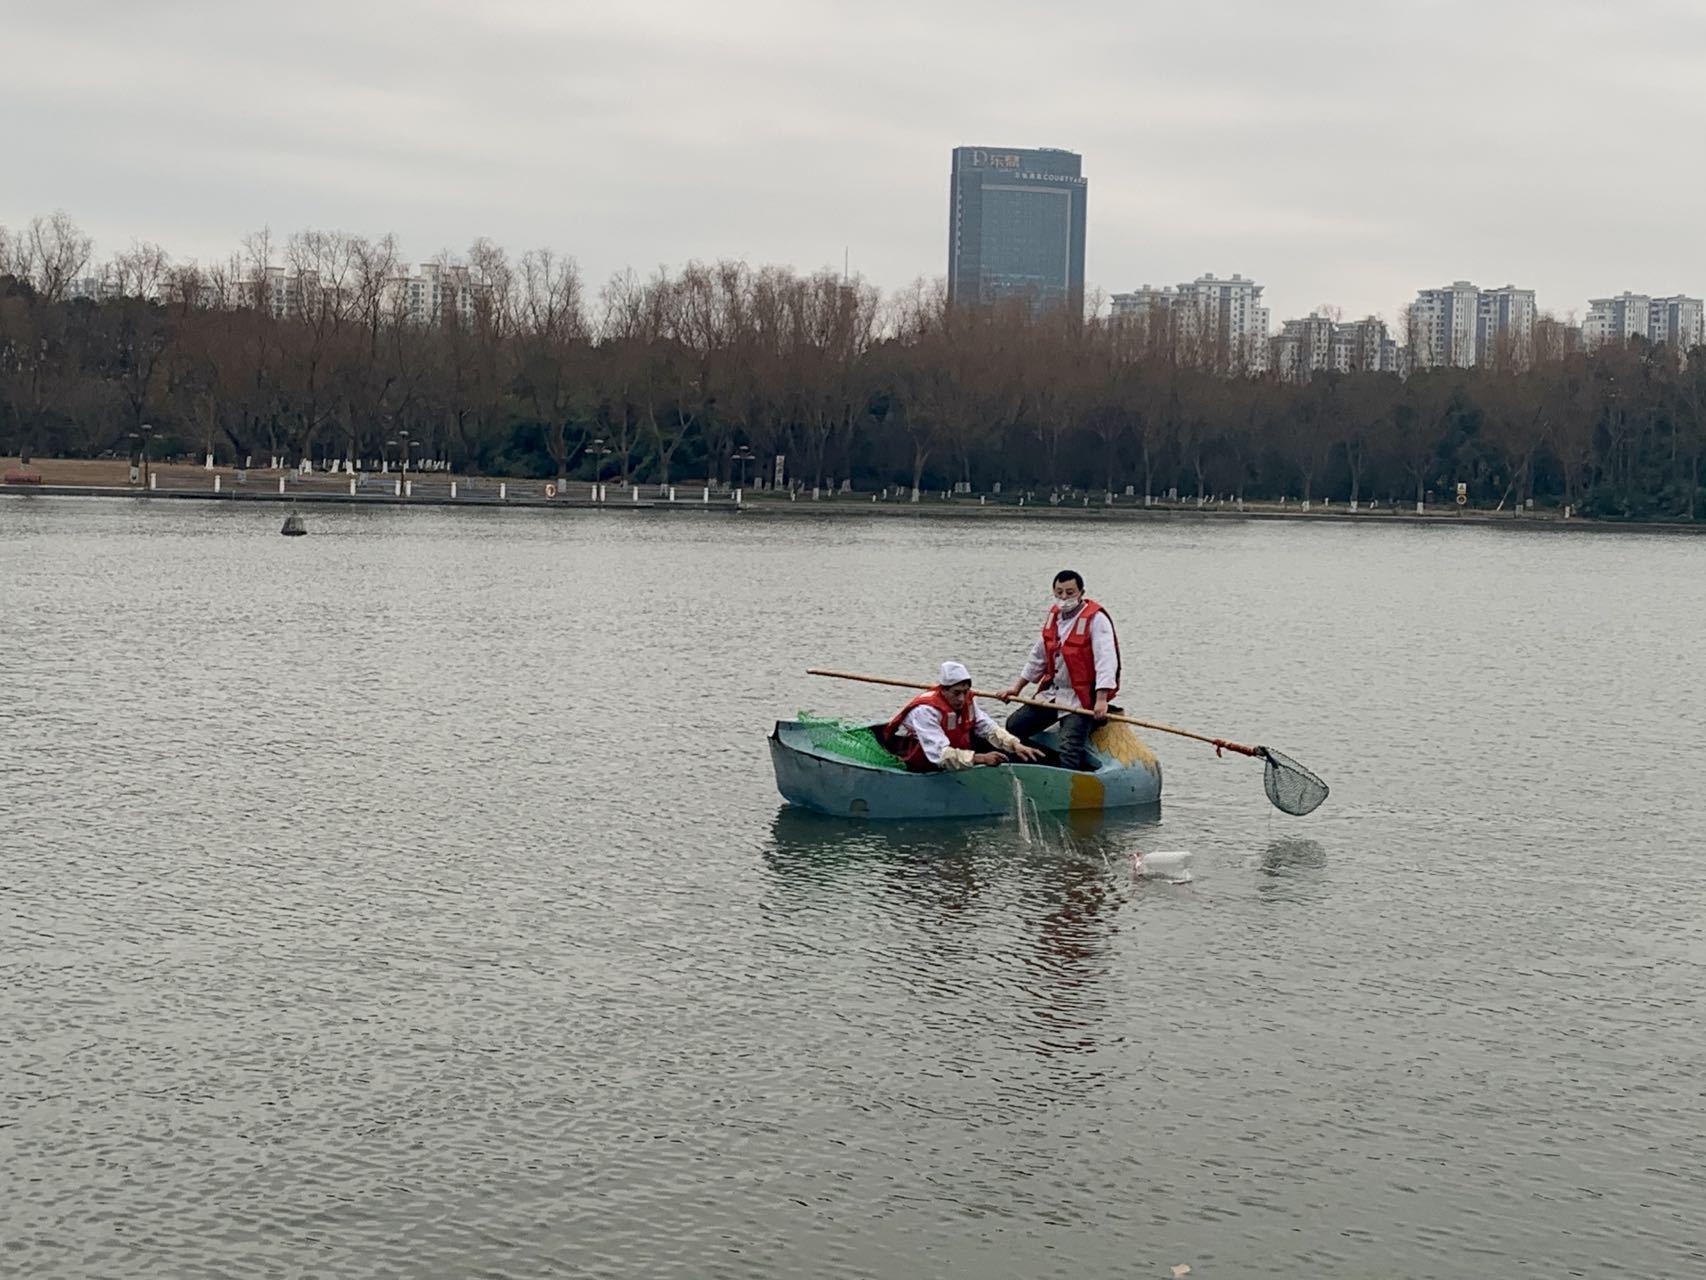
[[1041, 599, 1121, 708], [884, 688, 978, 771]]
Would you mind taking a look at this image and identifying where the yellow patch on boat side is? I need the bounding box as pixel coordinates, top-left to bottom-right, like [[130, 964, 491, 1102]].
[[1069, 773, 1106, 810], [1089, 720, 1159, 770]]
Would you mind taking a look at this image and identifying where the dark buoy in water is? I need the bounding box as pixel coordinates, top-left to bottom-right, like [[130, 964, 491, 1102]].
[[281, 512, 307, 537]]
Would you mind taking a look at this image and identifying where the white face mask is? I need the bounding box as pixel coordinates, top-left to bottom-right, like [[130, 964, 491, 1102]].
[[1053, 594, 1082, 613]]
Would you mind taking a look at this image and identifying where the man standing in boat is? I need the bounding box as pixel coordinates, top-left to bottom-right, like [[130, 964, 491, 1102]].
[[884, 662, 1045, 772], [997, 570, 1120, 771]]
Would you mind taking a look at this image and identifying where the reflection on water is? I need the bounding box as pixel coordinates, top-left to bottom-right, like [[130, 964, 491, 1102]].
[[1260, 836, 1329, 876], [764, 801, 1165, 865], [762, 803, 1171, 1080], [1024, 854, 1116, 1061], [760, 803, 1168, 916]]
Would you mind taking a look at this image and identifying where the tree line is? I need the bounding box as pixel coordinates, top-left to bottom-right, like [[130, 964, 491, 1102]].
[[3, 212, 1703, 519]]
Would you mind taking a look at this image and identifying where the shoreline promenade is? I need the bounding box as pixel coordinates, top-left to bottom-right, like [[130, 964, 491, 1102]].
[[4, 456, 1701, 534]]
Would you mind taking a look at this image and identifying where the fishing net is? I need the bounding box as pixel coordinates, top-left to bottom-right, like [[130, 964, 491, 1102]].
[[1259, 747, 1329, 816], [795, 713, 907, 771]]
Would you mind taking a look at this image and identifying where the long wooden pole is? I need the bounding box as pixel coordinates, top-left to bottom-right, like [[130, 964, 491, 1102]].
[[804, 668, 1260, 757]]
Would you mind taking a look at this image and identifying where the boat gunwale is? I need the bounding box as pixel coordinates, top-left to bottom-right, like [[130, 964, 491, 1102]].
[[769, 718, 1142, 780]]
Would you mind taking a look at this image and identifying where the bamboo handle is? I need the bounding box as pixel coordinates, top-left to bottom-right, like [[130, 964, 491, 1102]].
[[804, 668, 1258, 756]]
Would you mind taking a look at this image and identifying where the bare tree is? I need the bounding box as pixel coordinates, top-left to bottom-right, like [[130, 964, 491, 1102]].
[[515, 247, 590, 482], [19, 212, 94, 303], [1282, 376, 1337, 506], [592, 268, 653, 485], [1672, 346, 1706, 520], [1396, 372, 1457, 511], [107, 241, 172, 300], [241, 228, 276, 314], [1338, 373, 1400, 510], [278, 229, 364, 463]]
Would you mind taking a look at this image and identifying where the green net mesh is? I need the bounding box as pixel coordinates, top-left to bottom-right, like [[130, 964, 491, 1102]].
[[1259, 747, 1330, 816], [796, 712, 907, 771]]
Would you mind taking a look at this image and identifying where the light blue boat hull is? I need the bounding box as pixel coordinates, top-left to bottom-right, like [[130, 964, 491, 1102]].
[[768, 719, 1162, 820]]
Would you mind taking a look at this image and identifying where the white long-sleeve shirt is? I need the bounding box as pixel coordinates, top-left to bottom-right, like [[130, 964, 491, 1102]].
[[1017, 605, 1119, 709], [895, 700, 1005, 765]]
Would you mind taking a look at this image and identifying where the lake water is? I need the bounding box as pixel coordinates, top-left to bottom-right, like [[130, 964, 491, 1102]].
[[5, 497, 1706, 1279]]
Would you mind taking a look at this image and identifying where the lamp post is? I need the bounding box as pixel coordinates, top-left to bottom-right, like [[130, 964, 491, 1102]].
[[127, 423, 153, 487], [734, 444, 754, 492], [588, 437, 613, 492], [386, 435, 422, 469]]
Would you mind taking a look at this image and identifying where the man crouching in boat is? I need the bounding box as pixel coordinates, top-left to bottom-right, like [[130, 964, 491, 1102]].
[[884, 662, 1047, 772]]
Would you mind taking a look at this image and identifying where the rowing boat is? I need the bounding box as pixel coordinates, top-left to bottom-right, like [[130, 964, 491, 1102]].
[[768, 718, 1162, 820]]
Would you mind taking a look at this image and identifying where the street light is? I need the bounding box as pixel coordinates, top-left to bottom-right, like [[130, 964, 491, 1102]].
[[734, 444, 755, 491], [127, 423, 154, 487], [387, 433, 422, 475], [587, 436, 613, 486]]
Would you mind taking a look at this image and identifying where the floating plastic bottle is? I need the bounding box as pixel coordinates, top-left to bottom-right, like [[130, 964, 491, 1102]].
[[1131, 849, 1193, 882]]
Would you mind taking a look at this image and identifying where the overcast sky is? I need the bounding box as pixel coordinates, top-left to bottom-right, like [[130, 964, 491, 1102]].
[[6, 0, 1705, 324]]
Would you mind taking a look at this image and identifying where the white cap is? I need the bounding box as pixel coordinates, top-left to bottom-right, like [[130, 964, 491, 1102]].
[[938, 661, 972, 687]]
